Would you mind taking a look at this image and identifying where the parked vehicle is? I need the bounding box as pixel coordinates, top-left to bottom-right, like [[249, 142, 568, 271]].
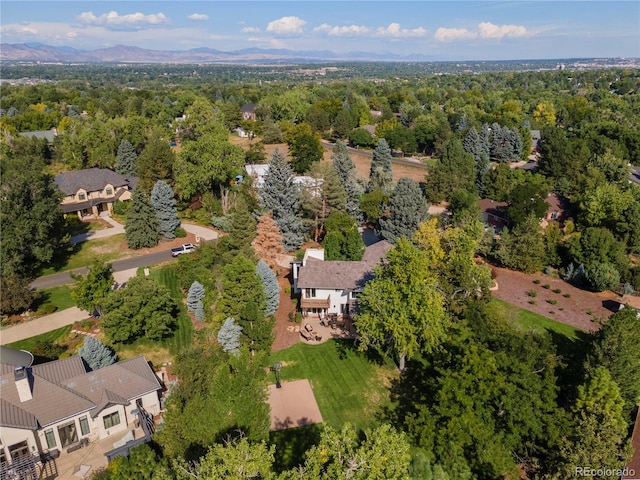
[[171, 243, 197, 257]]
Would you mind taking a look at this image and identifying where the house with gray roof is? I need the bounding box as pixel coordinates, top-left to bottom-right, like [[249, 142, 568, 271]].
[[293, 240, 392, 316], [18, 128, 57, 143], [0, 354, 161, 472], [54, 168, 138, 220]]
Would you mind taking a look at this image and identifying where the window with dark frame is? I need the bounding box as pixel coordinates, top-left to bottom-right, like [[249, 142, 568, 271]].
[[79, 415, 90, 436], [103, 411, 121, 429], [77, 192, 86, 201], [44, 429, 56, 449], [57, 421, 78, 448]]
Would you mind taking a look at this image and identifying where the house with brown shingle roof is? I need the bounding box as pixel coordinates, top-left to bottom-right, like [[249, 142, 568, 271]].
[[0, 354, 161, 471], [54, 168, 138, 220], [293, 240, 392, 316]]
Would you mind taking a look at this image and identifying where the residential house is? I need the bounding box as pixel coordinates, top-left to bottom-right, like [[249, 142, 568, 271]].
[[18, 128, 57, 144], [244, 164, 320, 193], [623, 407, 640, 480], [618, 295, 640, 317], [541, 193, 571, 228], [530, 130, 541, 154], [293, 240, 392, 317], [241, 104, 257, 121], [0, 354, 162, 475], [54, 168, 138, 220], [479, 199, 509, 229]]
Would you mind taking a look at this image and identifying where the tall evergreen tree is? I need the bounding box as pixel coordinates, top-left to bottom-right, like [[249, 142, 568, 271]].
[[379, 178, 429, 244], [136, 133, 175, 192], [115, 139, 137, 177], [220, 254, 266, 319], [187, 281, 205, 313], [332, 140, 363, 221], [125, 188, 159, 249], [301, 162, 347, 242], [462, 127, 490, 195], [425, 139, 475, 203], [150, 180, 180, 240], [256, 260, 280, 316], [217, 318, 242, 355], [227, 196, 257, 252], [252, 212, 285, 269], [368, 138, 393, 193], [194, 300, 205, 322], [260, 149, 305, 251], [78, 336, 118, 371], [237, 300, 274, 355]]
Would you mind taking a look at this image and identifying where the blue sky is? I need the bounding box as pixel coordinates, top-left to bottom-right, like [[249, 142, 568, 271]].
[[1, 1, 638, 60]]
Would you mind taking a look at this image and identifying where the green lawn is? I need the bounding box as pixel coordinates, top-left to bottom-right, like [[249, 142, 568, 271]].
[[7, 325, 72, 352], [491, 298, 583, 341], [36, 285, 76, 311], [268, 339, 397, 431], [41, 234, 128, 275]]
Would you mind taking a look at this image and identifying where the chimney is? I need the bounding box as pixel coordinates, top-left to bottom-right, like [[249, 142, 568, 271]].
[[14, 367, 33, 402]]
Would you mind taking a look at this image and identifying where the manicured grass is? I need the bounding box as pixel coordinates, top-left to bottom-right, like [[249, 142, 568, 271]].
[[491, 298, 582, 341], [36, 285, 76, 311], [41, 234, 128, 275], [7, 325, 72, 352], [268, 339, 397, 431]]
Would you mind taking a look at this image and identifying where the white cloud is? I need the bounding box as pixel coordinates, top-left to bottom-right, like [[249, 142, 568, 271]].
[[266, 16, 306, 36], [434, 22, 529, 42], [188, 13, 208, 22], [241, 26, 260, 33], [313, 23, 371, 36], [375, 23, 427, 38], [77, 11, 169, 30], [434, 27, 477, 42], [478, 22, 528, 39]]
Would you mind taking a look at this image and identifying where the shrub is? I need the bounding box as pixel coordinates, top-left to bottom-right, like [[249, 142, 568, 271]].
[[212, 215, 231, 232], [38, 303, 57, 315], [288, 311, 295, 322], [526, 290, 538, 298], [528, 300, 537, 305], [546, 299, 557, 305], [542, 284, 550, 289], [587, 308, 593, 316], [295, 311, 302, 323], [563, 293, 571, 298], [533, 279, 541, 284], [552, 288, 562, 294], [284, 285, 291, 294], [174, 227, 187, 238], [112, 200, 128, 216]]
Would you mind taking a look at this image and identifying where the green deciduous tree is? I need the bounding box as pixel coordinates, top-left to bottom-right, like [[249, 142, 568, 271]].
[[379, 178, 429, 244], [301, 162, 347, 242], [494, 215, 545, 274], [115, 139, 137, 177], [286, 122, 323, 174], [150, 180, 180, 240], [367, 138, 393, 194], [356, 238, 448, 371], [323, 212, 365, 261], [71, 261, 114, 315], [125, 188, 159, 249], [101, 276, 177, 343]]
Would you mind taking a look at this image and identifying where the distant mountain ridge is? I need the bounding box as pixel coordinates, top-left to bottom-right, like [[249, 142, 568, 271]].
[[0, 43, 435, 63]]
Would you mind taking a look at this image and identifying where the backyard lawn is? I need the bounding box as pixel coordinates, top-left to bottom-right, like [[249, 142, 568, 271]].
[[268, 339, 397, 431], [491, 298, 584, 341]]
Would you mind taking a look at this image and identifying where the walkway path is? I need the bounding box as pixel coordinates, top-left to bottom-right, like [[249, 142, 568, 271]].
[[0, 307, 89, 345], [70, 212, 125, 245]]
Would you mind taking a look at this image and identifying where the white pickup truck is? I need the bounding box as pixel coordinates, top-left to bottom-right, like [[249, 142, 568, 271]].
[[171, 243, 197, 257]]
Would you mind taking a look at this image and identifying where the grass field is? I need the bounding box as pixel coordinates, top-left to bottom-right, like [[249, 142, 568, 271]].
[[268, 339, 397, 431], [41, 234, 128, 275], [7, 325, 72, 352], [36, 285, 76, 311], [491, 298, 583, 341]]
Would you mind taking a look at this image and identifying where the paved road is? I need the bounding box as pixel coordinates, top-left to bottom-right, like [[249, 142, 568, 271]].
[[320, 140, 428, 170], [31, 249, 174, 290]]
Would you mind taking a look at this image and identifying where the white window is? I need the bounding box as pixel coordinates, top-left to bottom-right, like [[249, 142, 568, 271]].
[[77, 192, 86, 201], [45, 429, 56, 449], [79, 415, 90, 435], [105, 188, 113, 196]]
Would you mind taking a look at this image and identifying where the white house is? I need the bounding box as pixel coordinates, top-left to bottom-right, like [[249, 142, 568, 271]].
[[0, 354, 162, 473], [292, 241, 392, 317]]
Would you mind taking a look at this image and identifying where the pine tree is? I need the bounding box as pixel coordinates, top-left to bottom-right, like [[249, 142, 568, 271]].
[[220, 254, 266, 320], [227, 196, 257, 252], [115, 139, 137, 177], [237, 300, 274, 355], [195, 300, 205, 322], [256, 260, 279, 316], [217, 318, 242, 355], [463, 128, 491, 196], [150, 180, 180, 240], [332, 140, 363, 221], [187, 280, 205, 313], [379, 178, 429, 243], [125, 188, 159, 249], [78, 336, 118, 371], [368, 138, 393, 193], [252, 212, 286, 269], [301, 162, 347, 242], [260, 149, 305, 251]]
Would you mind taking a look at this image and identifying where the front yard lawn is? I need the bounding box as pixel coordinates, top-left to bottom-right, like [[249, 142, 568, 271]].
[[41, 234, 129, 275], [268, 339, 397, 431], [35, 285, 76, 312]]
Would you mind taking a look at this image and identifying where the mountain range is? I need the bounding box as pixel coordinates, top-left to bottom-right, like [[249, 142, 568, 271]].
[[0, 43, 436, 63]]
